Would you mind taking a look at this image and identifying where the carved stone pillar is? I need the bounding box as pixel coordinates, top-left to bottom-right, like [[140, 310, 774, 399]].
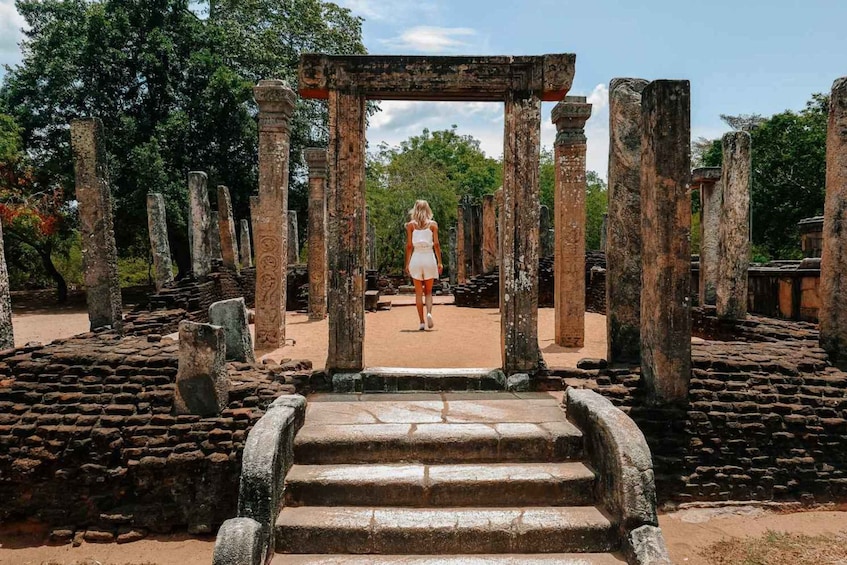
[[693, 167, 722, 306], [716, 131, 751, 320], [552, 96, 592, 348], [640, 80, 692, 404], [606, 78, 648, 365], [326, 89, 367, 372], [146, 193, 174, 291], [253, 80, 296, 351], [70, 118, 123, 332], [304, 147, 328, 320], [501, 92, 542, 374]]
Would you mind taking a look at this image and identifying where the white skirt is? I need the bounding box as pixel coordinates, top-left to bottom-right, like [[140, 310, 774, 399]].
[[409, 247, 438, 281]]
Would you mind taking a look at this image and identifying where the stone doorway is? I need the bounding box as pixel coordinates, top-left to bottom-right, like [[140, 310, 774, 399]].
[[297, 54, 577, 376]]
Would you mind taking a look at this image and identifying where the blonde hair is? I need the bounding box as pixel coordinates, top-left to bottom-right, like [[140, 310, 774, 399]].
[[409, 200, 433, 228]]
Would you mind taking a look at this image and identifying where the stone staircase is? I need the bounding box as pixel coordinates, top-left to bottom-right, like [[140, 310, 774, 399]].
[[269, 392, 627, 564]]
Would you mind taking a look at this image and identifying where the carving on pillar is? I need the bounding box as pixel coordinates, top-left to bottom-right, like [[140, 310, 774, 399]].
[[146, 193, 174, 291], [552, 96, 592, 348], [217, 185, 240, 272], [304, 147, 328, 320], [70, 118, 123, 332], [253, 80, 296, 351], [640, 80, 692, 404]]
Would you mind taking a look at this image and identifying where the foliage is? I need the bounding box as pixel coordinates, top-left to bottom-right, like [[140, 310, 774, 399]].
[[720, 113, 766, 132], [0, 0, 365, 286]]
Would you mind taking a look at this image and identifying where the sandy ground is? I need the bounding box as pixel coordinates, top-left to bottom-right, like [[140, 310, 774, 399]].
[[4, 507, 847, 564]]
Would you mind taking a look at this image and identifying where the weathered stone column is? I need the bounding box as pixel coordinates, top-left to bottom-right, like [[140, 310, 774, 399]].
[[539, 204, 553, 258], [456, 203, 467, 283], [693, 167, 722, 306], [640, 80, 692, 404], [288, 210, 299, 265], [501, 92, 542, 374], [600, 213, 608, 252], [495, 186, 504, 266], [70, 118, 123, 332], [482, 194, 497, 274], [326, 89, 367, 372], [217, 185, 240, 271], [209, 297, 255, 363], [552, 96, 592, 348], [210, 211, 223, 261], [174, 320, 229, 417], [820, 77, 847, 367], [448, 226, 458, 285], [253, 80, 295, 351], [606, 78, 648, 365], [304, 147, 328, 320], [239, 219, 253, 268], [188, 171, 212, 279], [0, 220, 13, 349], [366, 207, 377, 271], [716, 131, 751, 320], [146, 193, 174, 291], [470, 202, 482, 276]]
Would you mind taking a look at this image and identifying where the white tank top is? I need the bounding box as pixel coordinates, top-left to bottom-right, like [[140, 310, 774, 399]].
[[412, 223, 434, 250]]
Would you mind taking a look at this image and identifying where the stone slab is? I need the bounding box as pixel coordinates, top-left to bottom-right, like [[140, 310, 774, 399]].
[[272, 555, 626, 564]]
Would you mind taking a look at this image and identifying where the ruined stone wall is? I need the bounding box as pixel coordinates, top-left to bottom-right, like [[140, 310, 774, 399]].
[[0, 334, 310, 536], [546, 331, 847, 505]]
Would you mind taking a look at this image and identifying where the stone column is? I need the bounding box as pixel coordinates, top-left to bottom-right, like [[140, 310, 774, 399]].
[[188, 171, 212, 279], [253, 80, 296, 351], [470, 203, 482, 277], [600, 213, 608, 252], [456, 203, 467, 283], [482, 194, 497, 274], [501, 92, 542, 374], [495, 186, 504, 311], [174, 320, 228, 417], [217, 185, 240, 271], [366, 208, 377, 271], [210, 211, 223, 261], [539, 205, 553, 258], [822, 77, 847, 368], [716, 131, 751, 320], [239, 219, 253, 268], [304, 147, 328, 320], [693, 167, 722, 306], [288, 210, 299, 265], [606, 78, 648, 365], [70, 118, 123, 332], [448, 226, 458, 285], [0, 220, 13, 349], [552, 96, 592, 348], [640, 80, 692, 404], [326, 89, 367, 372], [146, 193, 174, 291]]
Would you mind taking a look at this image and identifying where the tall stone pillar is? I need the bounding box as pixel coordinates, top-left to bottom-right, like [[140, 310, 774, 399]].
[[693, 167, 722, 306], [239, 219, 253, 268], [640, 80, 692, 404], [70, 118, 123, 332], [0, 220, 14, 349], [600, 213, 608, 252], [501, 92, 542, 374], [606, 78, 648, 365], [253, 80, 296, 351], [456, 203, 467, 283], [716, 131, 751, 320], [821, 77, 847, 368], [448, 226, 458, 285], [217, 185, 240, 271], [304, 147, 328, 320], [288, 210, 299, 265], [366, 208, 377, 271], [146, 193, 174, 291], [552, 96, 592, 348], [470, 203, 482, 276], [482, 194, 497, 274], [210, 211, 223, 261], [539, 205, 553, 258], [495, 186, 504, 311], [188, 171, 212, 279], [326, 89, 367, 372]]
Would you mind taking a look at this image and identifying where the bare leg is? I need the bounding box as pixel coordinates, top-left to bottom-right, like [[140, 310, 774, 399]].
[[424, 279, 434, 314], [413, 279, 425, 323]]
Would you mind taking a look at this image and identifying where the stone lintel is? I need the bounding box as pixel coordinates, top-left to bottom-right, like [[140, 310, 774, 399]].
[[304, 148, 328, 178], [298, 54, 576, 102], [692, 167, 721, 184]]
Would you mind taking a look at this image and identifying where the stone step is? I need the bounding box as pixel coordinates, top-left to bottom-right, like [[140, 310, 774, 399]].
[[294, 421, 583, 464], [333, 367, 506, 393], [284, 462, 596, 507], [275, 506, 617, 555], [271, 554, 626, 564]]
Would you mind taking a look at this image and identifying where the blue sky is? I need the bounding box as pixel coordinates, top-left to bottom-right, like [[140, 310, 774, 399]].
[[2, 0, 845, 177]]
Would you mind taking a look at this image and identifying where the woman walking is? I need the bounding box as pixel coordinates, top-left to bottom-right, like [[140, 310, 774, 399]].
[[405, 200, 443, 330]]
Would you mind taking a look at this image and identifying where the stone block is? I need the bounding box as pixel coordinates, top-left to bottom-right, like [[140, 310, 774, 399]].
[[209, 298, 255, 363], [174, 321, 228, 417], [506, 373, 531, 392]]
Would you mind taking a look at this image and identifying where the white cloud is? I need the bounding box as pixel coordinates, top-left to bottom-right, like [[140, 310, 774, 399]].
[[380, 26, 478, 54], [334, 0, 438, 23], [0, 0, 26, 69]]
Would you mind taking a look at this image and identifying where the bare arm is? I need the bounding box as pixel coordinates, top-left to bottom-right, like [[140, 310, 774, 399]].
[[431, 222, 443, 275], [404, 222, 414, 275]]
